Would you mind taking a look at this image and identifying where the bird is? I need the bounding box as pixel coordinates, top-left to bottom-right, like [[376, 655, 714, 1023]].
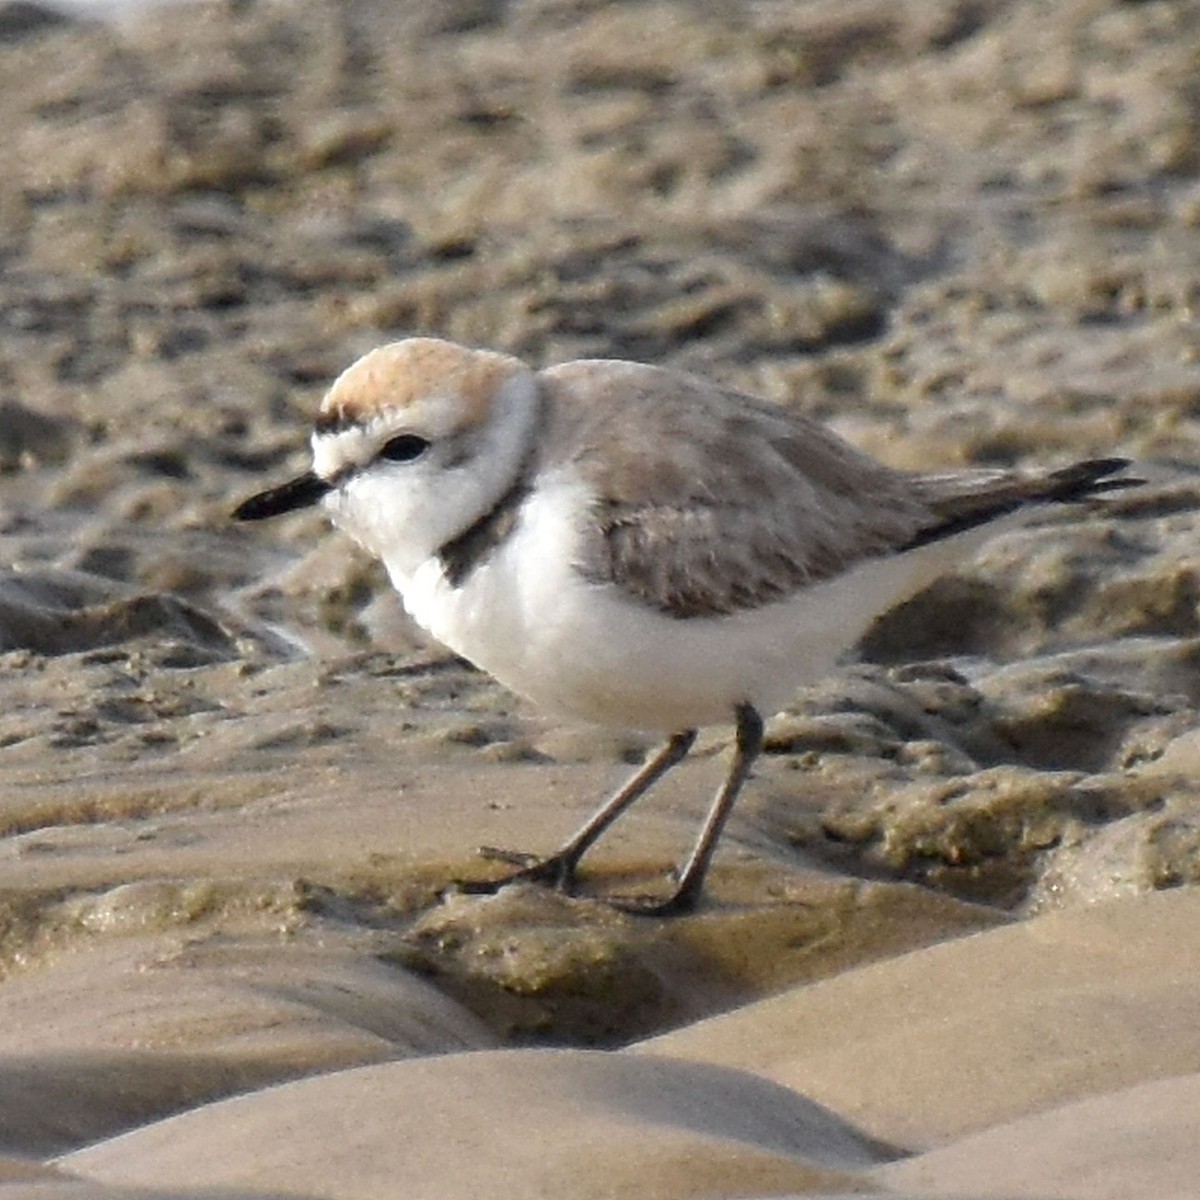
[[233, 337, 1135, 915]]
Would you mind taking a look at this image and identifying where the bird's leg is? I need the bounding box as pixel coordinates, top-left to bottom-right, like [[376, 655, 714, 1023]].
[[613, 703, 764, 917], [463, 729, 697, 894]]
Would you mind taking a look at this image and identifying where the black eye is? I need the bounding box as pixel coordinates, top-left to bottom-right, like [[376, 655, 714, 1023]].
[[378, 434, 430, 463]]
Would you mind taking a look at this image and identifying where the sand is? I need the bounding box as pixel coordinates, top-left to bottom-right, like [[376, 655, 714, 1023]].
[[1, 0, 1199, 1195]]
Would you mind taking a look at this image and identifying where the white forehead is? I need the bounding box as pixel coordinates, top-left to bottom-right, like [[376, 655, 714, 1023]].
[[309, 339, 532, 477]]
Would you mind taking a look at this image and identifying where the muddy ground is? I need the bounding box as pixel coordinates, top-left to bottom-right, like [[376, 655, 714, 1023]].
[[0, 0, 1199, 1191]]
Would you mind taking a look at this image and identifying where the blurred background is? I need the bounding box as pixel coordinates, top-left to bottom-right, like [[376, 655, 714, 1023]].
[[3, 0, 1198, 627], [1, 0, 1199, 852], [3, 0, 1199, 652], [1, 0, 1200, 1165]]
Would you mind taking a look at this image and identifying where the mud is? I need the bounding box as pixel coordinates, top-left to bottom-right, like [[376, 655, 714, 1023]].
[[0, 0, 1198, 1189]]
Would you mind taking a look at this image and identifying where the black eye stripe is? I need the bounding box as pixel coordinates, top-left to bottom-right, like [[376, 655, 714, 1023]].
[[378, 434, 430, 463]]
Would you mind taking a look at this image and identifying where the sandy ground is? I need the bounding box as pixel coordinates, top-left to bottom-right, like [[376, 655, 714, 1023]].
[[1, 0, 1199, 1195]]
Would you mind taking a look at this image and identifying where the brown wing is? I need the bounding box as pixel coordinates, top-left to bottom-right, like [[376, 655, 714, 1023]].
[[536, 362, 1134, 621], [535, 361, 939, 619]]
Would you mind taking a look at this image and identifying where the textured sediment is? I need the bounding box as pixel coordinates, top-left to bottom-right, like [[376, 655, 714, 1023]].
[[1, 0, 1198, 1195]]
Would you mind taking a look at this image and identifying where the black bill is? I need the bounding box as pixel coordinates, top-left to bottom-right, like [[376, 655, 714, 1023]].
[[232, 471, 331, 521]]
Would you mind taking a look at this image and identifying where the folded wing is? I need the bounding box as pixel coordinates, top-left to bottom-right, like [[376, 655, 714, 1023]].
[[537, 361, 1133, 620]]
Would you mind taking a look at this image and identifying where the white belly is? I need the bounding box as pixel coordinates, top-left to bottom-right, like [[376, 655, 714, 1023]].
[[390, 477, 982, 734]]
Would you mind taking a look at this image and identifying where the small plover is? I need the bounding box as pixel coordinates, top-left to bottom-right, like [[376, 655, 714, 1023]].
[[234, 337, 1134, 914]]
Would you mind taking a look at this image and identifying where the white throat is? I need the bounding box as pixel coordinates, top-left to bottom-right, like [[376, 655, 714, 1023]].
[[318, 371, 541, 584]]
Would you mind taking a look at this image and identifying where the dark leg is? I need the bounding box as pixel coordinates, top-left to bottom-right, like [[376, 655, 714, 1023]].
[[614, 703, 764, 917], [461, 729, 697, 894]]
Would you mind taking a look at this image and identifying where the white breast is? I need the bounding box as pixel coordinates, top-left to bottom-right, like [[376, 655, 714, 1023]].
[[386, 467, 985, 735]]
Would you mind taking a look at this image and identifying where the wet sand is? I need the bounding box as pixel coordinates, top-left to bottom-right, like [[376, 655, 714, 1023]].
[[2, 0, 1200, 1195]]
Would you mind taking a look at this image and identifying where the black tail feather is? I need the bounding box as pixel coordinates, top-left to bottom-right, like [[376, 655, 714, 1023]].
[[1043, 457, 1142, 502], [902, 457, 1139, 552]]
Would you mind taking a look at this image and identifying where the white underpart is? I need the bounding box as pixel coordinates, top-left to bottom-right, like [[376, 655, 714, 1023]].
[[393, 466, 995, 734]]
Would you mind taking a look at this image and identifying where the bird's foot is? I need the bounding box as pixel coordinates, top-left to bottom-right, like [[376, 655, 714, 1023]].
[[475, 845, 542, 869], [455, 852, 706, 917], [605, 874, 704, 918], [456, 846, 579, 895]]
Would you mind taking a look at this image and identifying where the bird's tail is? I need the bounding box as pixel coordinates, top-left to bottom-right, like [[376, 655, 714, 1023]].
[[902, 457, 1139, 550]]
